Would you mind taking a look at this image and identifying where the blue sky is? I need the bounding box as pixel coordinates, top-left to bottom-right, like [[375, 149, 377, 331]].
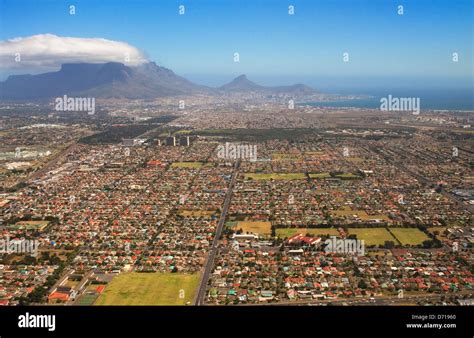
[[0, 0, 472, 88]]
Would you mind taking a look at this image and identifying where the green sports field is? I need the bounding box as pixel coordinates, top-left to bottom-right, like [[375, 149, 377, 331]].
[[276, 228, 340, 238], [348, 228, 396, 246], [95, 272, 200, 305], [171, 162, 203, 168], [308, 172, 331, 179], [390, 228, 430, 246], [244, 173, 306, 180]]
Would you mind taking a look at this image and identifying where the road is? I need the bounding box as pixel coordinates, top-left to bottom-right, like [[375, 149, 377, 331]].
[[47, 268, 74, 295], [369, 146, 473, 214], [67, 270, 95, 305], [195, 160, 240, 305], [236, 291, 474, 307], [26, 143, 81, 184]]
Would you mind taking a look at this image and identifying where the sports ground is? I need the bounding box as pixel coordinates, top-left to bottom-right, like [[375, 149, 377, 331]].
[[95, 272, 200, 305]]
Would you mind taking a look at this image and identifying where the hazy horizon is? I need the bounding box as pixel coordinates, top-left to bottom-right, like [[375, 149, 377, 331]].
[[0, 0, 472, 109], [1, 0, 472, 79]]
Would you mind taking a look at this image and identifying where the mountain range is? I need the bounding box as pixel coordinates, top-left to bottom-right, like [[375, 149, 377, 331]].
[[0, 62, 316, 100]]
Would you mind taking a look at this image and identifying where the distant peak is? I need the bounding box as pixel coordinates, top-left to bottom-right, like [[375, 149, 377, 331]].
[[235, 74, 248, 80], [219, 74, 262, 92]]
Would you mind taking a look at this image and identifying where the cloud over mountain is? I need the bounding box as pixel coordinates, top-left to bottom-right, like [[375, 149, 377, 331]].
[[0, 34, 148, 69]]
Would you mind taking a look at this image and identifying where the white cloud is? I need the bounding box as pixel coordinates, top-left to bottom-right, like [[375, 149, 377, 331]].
[[0, 34, 148, 69]]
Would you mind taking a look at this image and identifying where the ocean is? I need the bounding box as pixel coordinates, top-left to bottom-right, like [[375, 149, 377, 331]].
[[301, 88, 474, 111]]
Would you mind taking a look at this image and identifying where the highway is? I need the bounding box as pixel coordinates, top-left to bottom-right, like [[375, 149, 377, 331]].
[[237, 291, 474, 307], [67, 270, 95, 305], [195, 160, 240, 305], [46, 268, 74, 298], [369, 145, 473, 214], [26, 143, 81, 184]]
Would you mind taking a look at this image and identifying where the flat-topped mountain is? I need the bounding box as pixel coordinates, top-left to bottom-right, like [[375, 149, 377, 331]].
[[0, 62, 212, 100], [0, 66, 315, 100]]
